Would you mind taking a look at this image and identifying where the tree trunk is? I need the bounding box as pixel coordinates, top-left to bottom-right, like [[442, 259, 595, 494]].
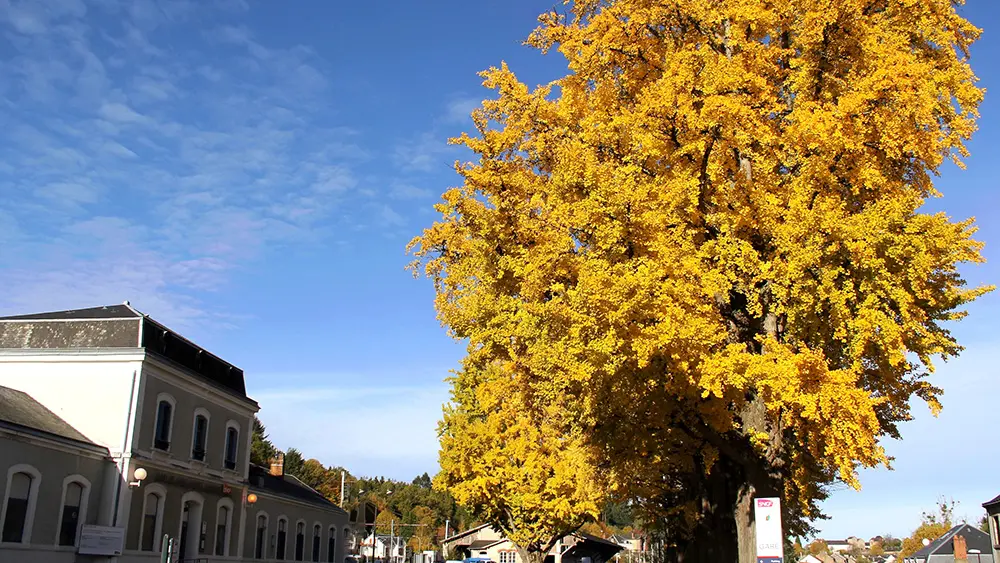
[[671, 462, 741, 562], [667, 454, 774, 563], [735, 482, 757, 563], [515, 547, 547, 563]]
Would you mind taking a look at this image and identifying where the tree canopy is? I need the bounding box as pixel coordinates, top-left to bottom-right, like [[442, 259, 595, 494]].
[[410, 0, 988, 560]]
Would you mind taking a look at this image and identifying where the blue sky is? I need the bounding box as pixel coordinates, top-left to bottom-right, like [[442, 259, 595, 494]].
[[0, 0, 996, 543]]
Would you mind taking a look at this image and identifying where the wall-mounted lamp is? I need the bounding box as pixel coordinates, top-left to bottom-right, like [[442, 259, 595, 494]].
[[129, 467, 148, 488], [247, 493, 258, 505]]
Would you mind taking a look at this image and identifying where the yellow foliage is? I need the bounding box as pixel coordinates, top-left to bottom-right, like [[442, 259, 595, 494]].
[[435, 362, 604, 553], [413, 0, 989, 551]]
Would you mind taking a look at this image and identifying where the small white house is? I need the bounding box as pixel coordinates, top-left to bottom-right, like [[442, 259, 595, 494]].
[[360, 533, 407, 563]]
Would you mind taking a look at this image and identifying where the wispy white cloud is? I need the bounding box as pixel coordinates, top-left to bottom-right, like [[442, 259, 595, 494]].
[[377, 204, 406, 228], [0, 0, 372, 327], [394, 131, 458, 173], [388, 181, 433, 200], [443, 96, 481, 125]]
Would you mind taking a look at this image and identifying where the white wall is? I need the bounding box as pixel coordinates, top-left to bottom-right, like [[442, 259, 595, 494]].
[[0, 352, 145, 455]]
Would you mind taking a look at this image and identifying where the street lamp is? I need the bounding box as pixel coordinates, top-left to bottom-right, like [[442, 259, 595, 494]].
[[128, 467, 148, 488]]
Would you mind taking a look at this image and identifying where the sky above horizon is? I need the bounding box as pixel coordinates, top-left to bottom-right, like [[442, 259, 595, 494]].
[[1, 0, 997, 543]]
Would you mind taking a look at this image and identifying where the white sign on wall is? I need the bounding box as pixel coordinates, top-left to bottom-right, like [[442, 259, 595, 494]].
[[754, 497, 784, 563], [78, 525, 125, 556]]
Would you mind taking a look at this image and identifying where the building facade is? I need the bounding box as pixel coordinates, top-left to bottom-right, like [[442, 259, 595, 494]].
[[442, 525, 621, 563], [0, 303, 349, 563]]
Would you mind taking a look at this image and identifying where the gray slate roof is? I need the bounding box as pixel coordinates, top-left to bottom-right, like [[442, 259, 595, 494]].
[[0, 304, 140, 320], [248, 464, 347, 514], [0, 303, 252, 400], [983, 493, 1000, 509], [0, 385, 100, 446], [909, 523, 991, 560]]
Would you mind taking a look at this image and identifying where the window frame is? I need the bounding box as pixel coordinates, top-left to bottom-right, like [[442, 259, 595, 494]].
[[139, 484, 167, 552], [177, 491, 206, 558], [56, 475, 91, 547], [153, 393, 177, 451], [223, 420, 240, 470], [214, 497, 234, 556], [328, 526, 337, 563], [191, 408, 211, 462], [276, 515, 289, 560], [0, 464, 41, 544], [295, 519, 306, 561], [312, 522, 322, 562], [255, 511, 270, 560]]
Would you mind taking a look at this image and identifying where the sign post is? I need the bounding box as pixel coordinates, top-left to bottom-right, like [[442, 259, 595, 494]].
[[754, 497, 784, 563]]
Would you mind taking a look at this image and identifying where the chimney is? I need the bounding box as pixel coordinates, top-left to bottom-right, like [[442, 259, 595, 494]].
[[954, 533, 968, 562], [270, 452, 284, 477]]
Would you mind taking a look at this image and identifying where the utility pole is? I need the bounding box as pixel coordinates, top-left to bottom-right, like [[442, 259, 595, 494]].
[[340, 471, 346, 507], [444, 520, 450, 559]]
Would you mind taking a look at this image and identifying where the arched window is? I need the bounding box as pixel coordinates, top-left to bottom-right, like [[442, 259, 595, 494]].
[[255, 512, 269, 559], [214, 498, 233, 556], [295, 520, 306, 561], [1, 465, 40, 544], [327, 526, 337, 562], [312, 523, 321, 561], [276, 517, 288, 560], [224, 421, 240, 470], [57, 476, 90, 546], [192, 409, 210, 461], [154, 394, 176, 451], [140, 485, 167, 551]]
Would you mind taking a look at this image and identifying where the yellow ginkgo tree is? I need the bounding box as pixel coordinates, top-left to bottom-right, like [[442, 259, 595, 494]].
[[411, 0, 989, 561]]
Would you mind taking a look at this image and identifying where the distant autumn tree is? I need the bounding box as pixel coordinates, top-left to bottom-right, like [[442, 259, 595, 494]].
[[410, 0, 988, 562], [408, 506, 438, 552], [807, 540, 828, 556], [901, 499, 957, 557]]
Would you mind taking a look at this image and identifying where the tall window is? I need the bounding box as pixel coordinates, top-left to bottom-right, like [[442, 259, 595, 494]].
[[215, 505, 229, 555], [500, 552, 517, 563], [255, 514, 268, 559], [58, 482, 84, 546], [141, 492, 162, 551], [1, 471, 34, 543], [312, 524, 321, 561], [276, 518, 287, 560], [224, 425, 239, 470], [154, 400, 172, 450], [328, 528, 336, 563], [192, 414, 208, 461], [295, 521, 305, 561]]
